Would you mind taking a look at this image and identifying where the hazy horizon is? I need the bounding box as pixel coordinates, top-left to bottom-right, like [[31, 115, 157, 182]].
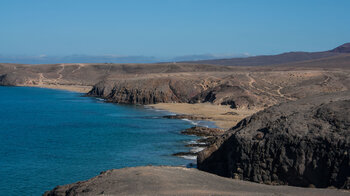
[[0, 53, 252, 64], [0, 41, 347, 64]]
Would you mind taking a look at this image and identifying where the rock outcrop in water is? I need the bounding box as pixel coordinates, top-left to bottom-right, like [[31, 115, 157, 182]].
[[198, 91, 350, 189], [173, 126, 226, 158], [181, 126, 225, 137]]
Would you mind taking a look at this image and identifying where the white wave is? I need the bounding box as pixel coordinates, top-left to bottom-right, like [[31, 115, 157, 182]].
[[181, 118, 199, 126], [153, 109, 164, 112], [180, 155, 197, 160], [190, 147, 205, 153], [186, 140, 206, 145], [144, 107, 164, 112]]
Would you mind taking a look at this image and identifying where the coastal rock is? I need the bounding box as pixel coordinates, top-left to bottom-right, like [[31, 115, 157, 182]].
[[163, 114, 211, 120], [172, 152, 198, 157], [181, 126, 225, 137], [198, 91, 350, 189], [174, 127, 225, 158]]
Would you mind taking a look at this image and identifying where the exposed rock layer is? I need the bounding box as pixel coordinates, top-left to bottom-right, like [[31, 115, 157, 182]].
[[198, 91, 350, 189]]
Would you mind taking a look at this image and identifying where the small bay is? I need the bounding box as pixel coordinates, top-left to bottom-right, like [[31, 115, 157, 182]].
[[0, 87, 209, 195]]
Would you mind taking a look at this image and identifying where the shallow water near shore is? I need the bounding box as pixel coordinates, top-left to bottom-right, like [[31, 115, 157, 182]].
[[0, 86, 215, 195]]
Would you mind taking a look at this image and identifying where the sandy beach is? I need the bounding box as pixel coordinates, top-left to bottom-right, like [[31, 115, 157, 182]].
[[150, 102, 262, 129]]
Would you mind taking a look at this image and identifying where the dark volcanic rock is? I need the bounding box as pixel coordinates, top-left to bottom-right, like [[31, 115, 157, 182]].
[[163, 115, 210, 120], [330, 43, 350, 53], [197, 91, 350, 189], [222, 111, 239, 115], [88, 78, 204, 104], [174, 127, 225, 158], [181, 126, 225, 137], [172, 152, 198, 157]]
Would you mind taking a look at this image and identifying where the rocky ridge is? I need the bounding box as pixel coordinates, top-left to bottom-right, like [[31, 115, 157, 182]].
[[197, 91, 350, 189], [43, 166, 349, 196]]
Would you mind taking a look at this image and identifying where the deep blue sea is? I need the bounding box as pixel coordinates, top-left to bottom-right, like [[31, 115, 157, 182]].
[[0, 87, 214, 195]]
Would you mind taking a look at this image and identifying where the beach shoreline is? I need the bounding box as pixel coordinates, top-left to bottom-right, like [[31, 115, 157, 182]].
[[150, 102, 262, 129], [22, 83, 261, 130]]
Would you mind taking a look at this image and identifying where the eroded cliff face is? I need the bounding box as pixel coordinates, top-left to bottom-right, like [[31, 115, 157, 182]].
[[189, 82, 257, 109], [0, 72, 37, 86], [197, 91, 350, 189], [87, 76, 264, 108], [88, 78, 206, 104]]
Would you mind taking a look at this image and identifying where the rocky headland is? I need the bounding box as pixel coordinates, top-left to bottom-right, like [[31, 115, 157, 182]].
[[198, 91, 350, 189]]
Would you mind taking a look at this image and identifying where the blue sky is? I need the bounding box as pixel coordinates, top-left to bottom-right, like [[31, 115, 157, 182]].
[[1, 0, 349, 57]]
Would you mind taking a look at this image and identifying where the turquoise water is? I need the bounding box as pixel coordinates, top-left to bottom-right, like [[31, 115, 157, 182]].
[[0, 87, 213, 195]]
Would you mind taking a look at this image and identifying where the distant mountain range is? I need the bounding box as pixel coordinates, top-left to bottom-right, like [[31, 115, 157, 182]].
[[1, 43, 349, 65], [187, 43, 350, 66], [0, 53, 248, 65]]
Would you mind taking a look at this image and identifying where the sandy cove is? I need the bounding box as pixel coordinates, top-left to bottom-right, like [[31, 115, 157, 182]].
[[150, 102, 262, 129], [24, 84, 256, 130]]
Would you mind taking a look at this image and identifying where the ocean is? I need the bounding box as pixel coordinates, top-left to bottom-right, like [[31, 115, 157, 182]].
[[0, 86, 214, 195]]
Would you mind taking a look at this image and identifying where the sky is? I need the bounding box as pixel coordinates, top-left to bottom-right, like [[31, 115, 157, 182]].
[[1, 0, 350, 57]]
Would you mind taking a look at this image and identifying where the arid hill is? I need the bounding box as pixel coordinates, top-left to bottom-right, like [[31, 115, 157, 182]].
[[187, 43, 350, 66], [1, 55, 349, 107]]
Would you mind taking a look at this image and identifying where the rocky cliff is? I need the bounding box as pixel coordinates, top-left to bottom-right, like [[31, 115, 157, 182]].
[[88, 77, 206, 104], [197, 91, 350, 189]]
